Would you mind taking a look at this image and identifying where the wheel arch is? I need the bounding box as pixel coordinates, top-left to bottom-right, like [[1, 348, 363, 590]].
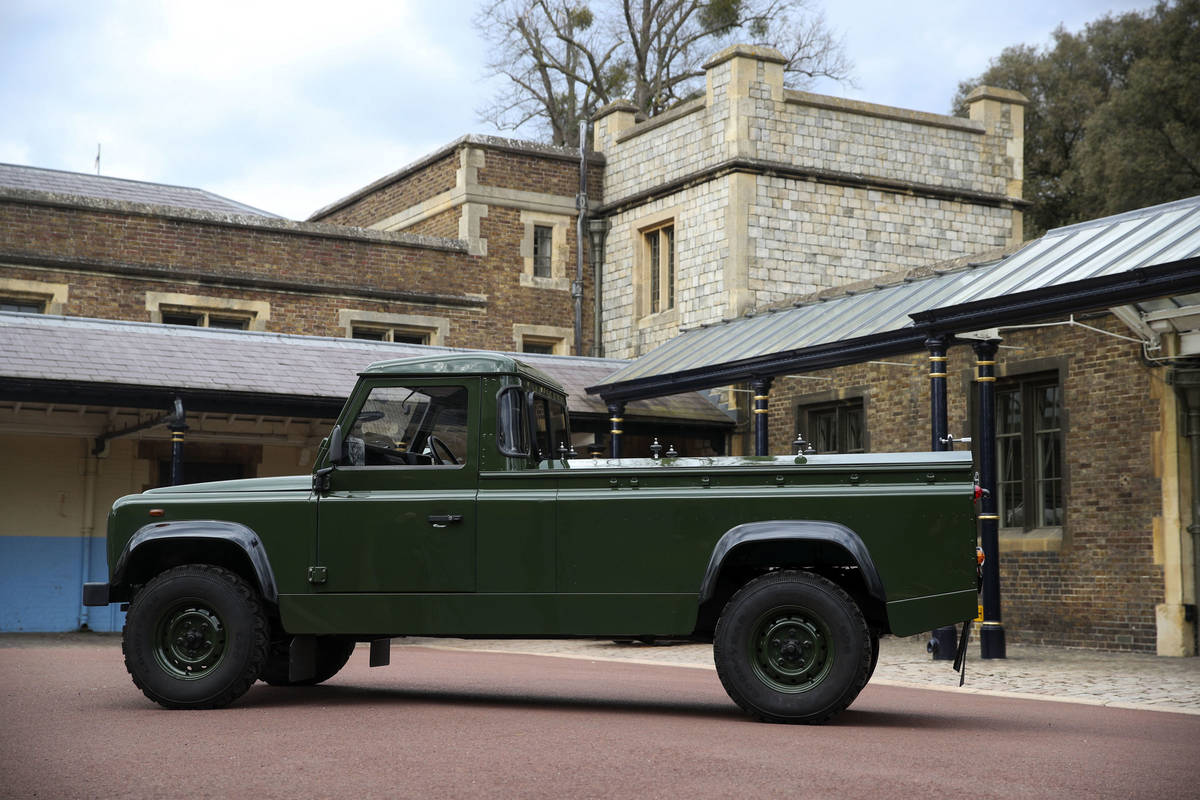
[[112, 521, 279, 605], [695, 521, 888, 637]]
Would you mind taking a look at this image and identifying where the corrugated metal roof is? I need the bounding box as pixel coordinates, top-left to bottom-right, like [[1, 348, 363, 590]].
[[592, 195, 1200, 397], [0, 163, 280, 217], [0, 313, 732, 425]]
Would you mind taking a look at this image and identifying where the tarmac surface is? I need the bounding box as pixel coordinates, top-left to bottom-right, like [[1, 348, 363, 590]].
[[1, 632, 1198, 799], [2, 630, 1198, 713], [401, 633, 1200, 714]]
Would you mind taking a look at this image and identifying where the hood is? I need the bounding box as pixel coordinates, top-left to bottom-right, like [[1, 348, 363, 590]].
[[142, 474, 313, 495]]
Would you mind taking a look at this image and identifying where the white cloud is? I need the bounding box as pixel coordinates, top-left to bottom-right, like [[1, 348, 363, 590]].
[[0, 0, 1163, 219]]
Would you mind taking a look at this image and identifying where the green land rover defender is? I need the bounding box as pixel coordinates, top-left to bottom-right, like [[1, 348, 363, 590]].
[[85, 353, 978, 724]]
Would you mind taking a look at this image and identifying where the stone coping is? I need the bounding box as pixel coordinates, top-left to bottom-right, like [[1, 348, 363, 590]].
[[308, 134, 604, 222], [0, 186, 468, 253]]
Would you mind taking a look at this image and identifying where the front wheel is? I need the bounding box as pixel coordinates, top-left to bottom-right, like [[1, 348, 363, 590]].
[[122, 564, 269, 709], [714, 570, 871, 724]]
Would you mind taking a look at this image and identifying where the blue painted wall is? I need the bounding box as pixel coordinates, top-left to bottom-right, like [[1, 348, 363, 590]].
[[0, 536, 124, 632]]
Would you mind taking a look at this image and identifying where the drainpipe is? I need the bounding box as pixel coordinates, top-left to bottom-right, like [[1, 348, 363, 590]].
[[574, 120, 588, 356], [77, 451, 100, 630], [589, 217, 609, 358]]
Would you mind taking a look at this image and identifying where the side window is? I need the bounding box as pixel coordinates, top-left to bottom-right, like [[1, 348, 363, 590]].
[[550, 399, 571, 457], [531, 395, 551, 461], [497, 388, 528, 456], [346, 384, 468, 467]]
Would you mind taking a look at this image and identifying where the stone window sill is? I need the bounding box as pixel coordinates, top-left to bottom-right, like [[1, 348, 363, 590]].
[[997, 526, 1063, 553], [519, 274, 571, 291]]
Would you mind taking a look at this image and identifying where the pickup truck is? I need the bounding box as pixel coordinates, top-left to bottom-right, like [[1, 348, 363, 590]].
[[85, 353, 978, 724]]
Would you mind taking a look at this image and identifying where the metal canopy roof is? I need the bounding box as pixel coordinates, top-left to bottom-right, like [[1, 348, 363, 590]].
[[590, 195, 1200, 402]]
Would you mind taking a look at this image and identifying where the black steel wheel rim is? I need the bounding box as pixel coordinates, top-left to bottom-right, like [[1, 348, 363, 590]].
[[748, 605, 834, 693], [153, 599, 228, 680]]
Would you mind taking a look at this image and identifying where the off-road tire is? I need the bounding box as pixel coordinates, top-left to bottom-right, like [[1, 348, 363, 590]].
[[122, 564, 269, 709], [260, 636, 357, 686], [714, 570, 871, 724]]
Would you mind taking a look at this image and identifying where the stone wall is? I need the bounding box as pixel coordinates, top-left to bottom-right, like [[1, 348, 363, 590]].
[[310, 135, 602, 356], [593, 45, 1026, 360]]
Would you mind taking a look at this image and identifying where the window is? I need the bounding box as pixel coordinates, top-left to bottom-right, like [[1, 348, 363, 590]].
[[146, 292, 269, 331], [160, 308, 251, 329], [529, 392, 571, 462], [351, 325, 430, 345], [644, 223, 675, 314], [520, 212, 570, 290], [513, 323, 573, 356], [996, 374, 1063, 529], [0, 278, 68, 315], [521, 339, 557, 355], [338, 310, 447, 345], [532, 225, 553, 278], [796, 398, 865, 454], [497, 388, 529, 457], [0, 296, 44, 313], [343, 384, 468, 467]]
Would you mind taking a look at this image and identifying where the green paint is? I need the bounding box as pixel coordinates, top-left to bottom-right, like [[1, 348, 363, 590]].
[[101, 356, 978, 640]]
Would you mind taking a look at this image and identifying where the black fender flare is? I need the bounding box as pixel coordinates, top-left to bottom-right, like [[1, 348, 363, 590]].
[[697, 520, 886, 607], [113, 520, 279, 603]]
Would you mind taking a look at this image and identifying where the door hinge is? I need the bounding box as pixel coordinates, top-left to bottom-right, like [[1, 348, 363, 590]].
[[307, 566, 328, 585]]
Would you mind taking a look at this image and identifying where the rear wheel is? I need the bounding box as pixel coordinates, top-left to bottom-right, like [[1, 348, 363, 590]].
[[260, 636, 357, 686], [714, 570, 871, 724], [122, 564, 268, 709]]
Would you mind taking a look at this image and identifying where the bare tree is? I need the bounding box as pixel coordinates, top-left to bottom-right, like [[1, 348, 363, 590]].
[[476, 1, 851, 146]]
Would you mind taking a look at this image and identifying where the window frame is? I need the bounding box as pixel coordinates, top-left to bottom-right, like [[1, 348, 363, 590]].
[[793, 390, 868, 455], [332, 379, 474, 472], [643, 221, 676, 316], [160, 306, 253, 330], [350, 325, 432, 345], [532, 225, 554, 278], [993, 371, 1065, 532]]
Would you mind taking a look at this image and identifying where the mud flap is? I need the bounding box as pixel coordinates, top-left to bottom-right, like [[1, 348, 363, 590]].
[[369, 638, 391, 667], [288, 635, 316, 683], [952, 620, 972, 686]]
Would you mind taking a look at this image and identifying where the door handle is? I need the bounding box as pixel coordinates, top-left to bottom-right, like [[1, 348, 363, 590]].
[[427, 514, 464, 528]]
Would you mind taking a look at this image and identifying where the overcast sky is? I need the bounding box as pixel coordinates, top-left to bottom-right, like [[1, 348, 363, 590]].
[[0, 0, 1154, 220]]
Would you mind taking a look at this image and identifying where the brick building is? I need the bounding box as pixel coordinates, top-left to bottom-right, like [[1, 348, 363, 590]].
[[9, 41, 1169, 656]]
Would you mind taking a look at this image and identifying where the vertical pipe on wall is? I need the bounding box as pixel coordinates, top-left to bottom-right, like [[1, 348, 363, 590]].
[[76, 450, 98, 630], [974, 338, 1006, 659], [574, 120, 588, 356]]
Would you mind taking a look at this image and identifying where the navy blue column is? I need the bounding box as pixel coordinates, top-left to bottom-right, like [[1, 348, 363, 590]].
[[974, 339, 1005, 659], [926, 334, 950, 452], [750, 377, 773, 456], [607, 401, 625, 459]]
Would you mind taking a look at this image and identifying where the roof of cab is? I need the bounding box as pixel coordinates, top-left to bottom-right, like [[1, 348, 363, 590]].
[[360, 352, 563, 391]]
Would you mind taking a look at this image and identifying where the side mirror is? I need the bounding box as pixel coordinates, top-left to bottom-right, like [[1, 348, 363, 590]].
[[328, 424, 345, 465]]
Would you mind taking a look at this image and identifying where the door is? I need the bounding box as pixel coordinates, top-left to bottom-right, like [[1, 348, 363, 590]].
[[317, 378, 478, 593]]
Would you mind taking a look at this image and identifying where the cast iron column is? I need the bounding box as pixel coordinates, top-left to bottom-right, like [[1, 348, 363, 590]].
[[974, 339, 1005, 658], [926, 334, 957, 658], [751, 377, 773, 456], [607, 401, 625, 459], [926, 334, 950, 452], [169, 423, 187, 486]]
